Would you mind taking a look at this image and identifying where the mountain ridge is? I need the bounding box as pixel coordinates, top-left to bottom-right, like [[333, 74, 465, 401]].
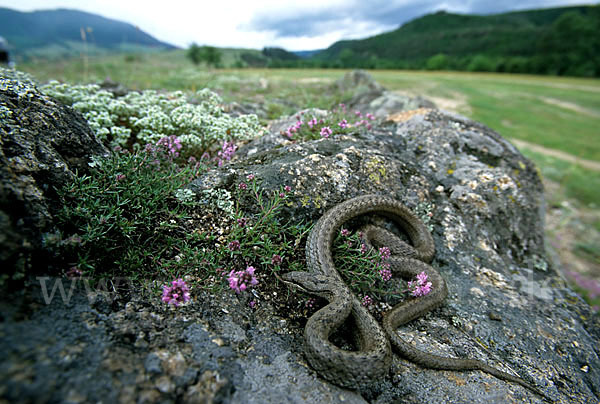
[[0, 7, 176, 61]]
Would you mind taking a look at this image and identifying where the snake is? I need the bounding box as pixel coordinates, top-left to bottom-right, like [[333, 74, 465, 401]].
[[282, 194, 550, 399]]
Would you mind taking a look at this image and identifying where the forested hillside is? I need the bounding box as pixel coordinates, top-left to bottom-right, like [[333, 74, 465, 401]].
[[296, 5, 600, 76]]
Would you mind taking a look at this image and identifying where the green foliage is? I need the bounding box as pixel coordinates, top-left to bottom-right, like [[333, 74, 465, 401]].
[[39, 80, 260, 155], [425, 53, 448, 70], [467, 54, 496, 72], [332, 230, 403, 304], [187, 43, 203, 65], [53, 147, 310, 286], [262, 47, 300, 61], [240, 52, 268, 67], [187, 43, 222, 67], [55, 146, 205, 279], [224, 177, 309, 278]]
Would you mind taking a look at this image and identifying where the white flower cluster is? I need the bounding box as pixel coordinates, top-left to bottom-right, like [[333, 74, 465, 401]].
[[40, 81, 261, 154]]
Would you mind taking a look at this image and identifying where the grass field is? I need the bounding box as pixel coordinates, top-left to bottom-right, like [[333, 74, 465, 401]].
[[17, 51, 600, 300]]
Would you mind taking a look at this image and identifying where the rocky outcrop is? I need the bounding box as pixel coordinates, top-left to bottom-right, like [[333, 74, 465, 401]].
[[333, 70, 435, 118], [1, 71, 599, 403], [0, 69, 108, 278]]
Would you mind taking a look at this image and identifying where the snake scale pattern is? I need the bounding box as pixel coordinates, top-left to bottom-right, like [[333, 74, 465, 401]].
[[282, 194, 549, 399]]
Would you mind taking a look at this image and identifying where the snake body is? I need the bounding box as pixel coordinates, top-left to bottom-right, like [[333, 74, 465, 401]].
[[282, 195, 548, 398]]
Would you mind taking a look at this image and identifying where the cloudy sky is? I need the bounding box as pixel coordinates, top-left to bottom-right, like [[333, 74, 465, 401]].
[[0, 0, 593, 50]]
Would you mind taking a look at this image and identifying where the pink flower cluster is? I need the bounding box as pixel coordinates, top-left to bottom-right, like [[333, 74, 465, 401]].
[[377, 246, 392, 282], [379, 247, 391, 260], [362, 295, 373, 307], [285, 120, 304, 138], [216, 140, 237, 167], [162, 278, 191, 307], [282, 105, 376, 140], [408, 271, 433, 297], [379, 267, 392, 282], [320, 126, 332, 138], [156, 135, 183, 158], [227, 266, 258, 294]]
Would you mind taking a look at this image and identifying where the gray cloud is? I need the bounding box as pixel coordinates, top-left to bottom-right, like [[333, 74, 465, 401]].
[[244, 0, 589, 40]]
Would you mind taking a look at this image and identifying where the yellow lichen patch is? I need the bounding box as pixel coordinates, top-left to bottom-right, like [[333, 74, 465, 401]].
[[365, 157, 387, 185], [386, 108, 432, 123], [301, 195, 323, 209]]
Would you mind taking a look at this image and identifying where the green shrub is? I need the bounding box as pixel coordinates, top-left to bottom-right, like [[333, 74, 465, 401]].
[[425, 53, 448, 70], [55, 143, 205, 279], [467, 54, 496, 72]]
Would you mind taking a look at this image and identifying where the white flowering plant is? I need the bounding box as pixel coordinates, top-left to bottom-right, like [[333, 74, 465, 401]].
[[40, 81, 261, 157]]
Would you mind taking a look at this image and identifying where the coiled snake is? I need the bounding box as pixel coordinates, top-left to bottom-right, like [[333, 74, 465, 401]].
[[282, 195, 548, 398]]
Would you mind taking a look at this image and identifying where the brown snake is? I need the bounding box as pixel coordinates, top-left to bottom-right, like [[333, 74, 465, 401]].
[[282, 195, 549, 399]]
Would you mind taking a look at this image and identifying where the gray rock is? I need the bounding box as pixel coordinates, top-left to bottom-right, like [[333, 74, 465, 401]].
[[1, 73, 598, 404], [332, 70, 435, 118], [0, 69, 108, 278], [332, 70, 385, 95]]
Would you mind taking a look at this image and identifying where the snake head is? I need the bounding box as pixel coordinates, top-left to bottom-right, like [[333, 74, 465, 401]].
[[281, 271, 337, 297]]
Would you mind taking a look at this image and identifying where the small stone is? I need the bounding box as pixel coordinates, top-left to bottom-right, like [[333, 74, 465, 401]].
[[212, 338, 225, 347], [144, 353, 162, 374], [155, 375, 175, 393]]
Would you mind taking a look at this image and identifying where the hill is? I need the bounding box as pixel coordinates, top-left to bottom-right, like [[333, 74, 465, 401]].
[[311, 5, 600, 76], [0, 8, 176, 61]]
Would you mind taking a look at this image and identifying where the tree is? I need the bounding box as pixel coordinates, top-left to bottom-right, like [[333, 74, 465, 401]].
[[187, 43, 203, 65], [425, 53, 448, 70], [467, 54, 495, 72], [186, 43, 222, 67], [203, 46, 222, 67]]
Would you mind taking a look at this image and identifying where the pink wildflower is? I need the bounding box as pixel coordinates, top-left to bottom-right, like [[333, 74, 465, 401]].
[[338, 119, 348, 129], [66, 266, 83, 278], [156, 135, 183, 157], [408, 271, 433, 297], [216, 141, 237, 166], [162, 278, 191, 307], [340, 228, 350, 237], [362, 295, 373, 307], [360, 243, 368, 255], [379, 247, 391, 260], [271, 254, 282, 265], [227, 266, 259, 294], [320, 126, 332, 138], [379, 266, 392, 282]]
